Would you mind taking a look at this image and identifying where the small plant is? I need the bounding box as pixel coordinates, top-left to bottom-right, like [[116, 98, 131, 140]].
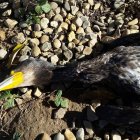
[[54, 90, 69, 108], [0, 90, 18, 110], [11, 132, 21, 140]]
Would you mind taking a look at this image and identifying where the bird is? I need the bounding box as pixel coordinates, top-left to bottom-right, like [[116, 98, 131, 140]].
[[0, 45, 140, 101]]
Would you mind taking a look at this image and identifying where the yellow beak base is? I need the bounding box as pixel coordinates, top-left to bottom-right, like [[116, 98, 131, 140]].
[[0, 71, 24, 92]]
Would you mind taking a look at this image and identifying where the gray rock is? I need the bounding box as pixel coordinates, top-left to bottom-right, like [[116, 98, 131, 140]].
[[76, 128, 85, 140], [0, 2, 9, 9], [0, 49, 7, 59], [54, 108, 67, 119], [40, 18, 49, 29], [63, 49, 73, 60], [2, 9, 12, 16], [41, 42, 52, 52], [87, 106, 98, 122], [34, 24, 41, 31], [53, 132, 64, 140], [20, 22, 28, 28], [64, 1, 70, 11], [11, 32, 25, 44], [83, 120, 94, 136], [4, 18, 18, 28]]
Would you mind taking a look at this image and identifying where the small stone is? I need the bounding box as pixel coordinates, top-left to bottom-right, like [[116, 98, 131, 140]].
[[53, 39, 61, 49], [43, 28, 53, 34], [40, 35, 49, 44], [64, 1, 70, 11], [0, 30, 6, 41], [15, 98, 23, 105], [59, 35, 65, 41], [2, 9, 12, 16], [93, 136, 102, 140], [67, 13, 74, 20], [114, 0, 125, 9], [83, 20, 90, 29], [68, 31, 75, 42], [60, 22, 68, 30], [20, 46, 31, 56], [64, 129, 76, 140], [55, 7, 61, 14], [74, 17, 83, 27], [76, 128, 84, 140], [34, 24, 41, 31], [34, 88, 42, 97], [54, 48, 62, 55], [54, 108, 67, 119], [32, 31, 42, 38], [83, 3, 90, 10], [111, 132, 121, 140], [76, 45, 84, 52], [50, 2, 58, 10], [11, 33, 25, 44], [70, 24, 76, 31], [61, 8, 67, 17], [40, 18, 49, 29], [85, 27, 93, 33], [130, 29, 139, 34], [79, 39, 89, 45], [53, 14, 63, 22], [53, 0, 63, 4], [76, 27, 85, 35], [73, 39, 80, 45], [83, 47, 92, 55], [50, 21, 58, 28], [41, 133, 51, 140], [83, 120, 94, 136], [47, 10, 55, 19], [0, 49, 7, 59], [19, 88, 28, 94], [71, 6, 79, 15], [4, 18, 18, 28], [51, 55, 59, 65], [87, 106, 98, 122], [20, 22, 28, 28], [19, 55, 29, 62], [29, 38, 40, 47], [64, 49, 73, 60], [93, 25, 100, 32], [22, 89, 32, 100], [88, 0, 94, 6], [68, 42, 76, 49], [101, 36, 115, 43], [53, 132, 64, 140], [94, 3, 101, 10], [130, 25, 139, 30], [104, 133, 110, 140], [31, 45, 41, 57], [88, 39, 97, 48], [0, 2, 9, 9]]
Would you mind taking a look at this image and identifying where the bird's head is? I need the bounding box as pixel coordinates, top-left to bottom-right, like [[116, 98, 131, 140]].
[[0, 58, 55, 91]]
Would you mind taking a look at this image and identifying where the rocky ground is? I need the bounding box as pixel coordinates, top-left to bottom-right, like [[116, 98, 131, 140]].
[[0, 0, 140, 140]]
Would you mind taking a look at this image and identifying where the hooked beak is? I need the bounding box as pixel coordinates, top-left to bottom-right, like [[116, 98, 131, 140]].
[[0, 71, 24, 92]]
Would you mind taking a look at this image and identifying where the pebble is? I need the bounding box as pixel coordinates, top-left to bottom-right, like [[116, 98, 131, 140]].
[[76, 45, 84, 52], [76, 128, 85, 140], [40, 18, 49, 29], [114, 0, 125, 9], [53, 14, 63, 22], [64, 1, 70, 11], [15, 98, 23, 105], [53, 132, 64, 140], [54, 108, 67, 119], [128, 18, 139, 26], [83, 47, 92, 55], [83, 3, 90, 10], [53, 39, 61, 49], [19, 55, 29, 62], [74, 17, 83, 27], [4, 18, 18, 28], [22, 89, 32, 100], [40, 35, 49, 44], [50, 21, 58, 28], [32, 31, 42, 38], [111, 132, 121, 140], [64, 129, 76, 140], [60, 22, 69, 30], [76, 27, 85, 35], [93, 25, 100, 32], [93, 136, 102, 140], [104, 133, 110, 140], [31, 45, 41, 57], [130, 25, 139, 30], [130, 29, 139, 34], [53, 0, 63, 4], [34, 24, 41, 31], [63, 49, 73, 60], [11, 32, 25, 44], [71, 6, 79, 15], [41, 133, 51, 140], [0, 49, 7, 59], [2, 9, 12, 16], [68, 31, 75, 42], [94, 3, 101, 10], [0, 30, 6, 41], [86, 106, 98, 122], [88, 0, 94, 6], [20, 46, 31, 56], [70, 24, 76, 31], [83, 120, 94, 136], [51, 55, 59, 65], [29, 38, 40, 47], [50, 2, 58, 10], [0, 2, 9, 9], [34, 88, 42, 97], [43, 28, 53, 34], [20, 22, 28, 28], [83, 20, 90, 29]]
